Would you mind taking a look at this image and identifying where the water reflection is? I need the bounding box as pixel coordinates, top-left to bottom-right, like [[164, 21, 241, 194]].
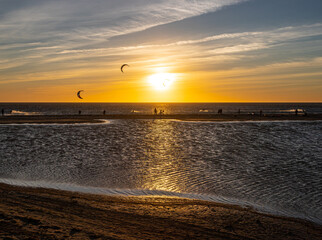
[[0, 120, 321, 223], [137, 120, 188, 192]]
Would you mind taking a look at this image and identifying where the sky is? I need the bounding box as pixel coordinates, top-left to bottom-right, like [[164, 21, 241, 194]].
[[0, 0, 322, 102]]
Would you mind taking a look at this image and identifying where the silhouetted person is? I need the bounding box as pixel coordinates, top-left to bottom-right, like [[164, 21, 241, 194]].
[[295, 109, 298, 116], [79, 110, 81, 115], [103, 110, 106, 115], [218, 109, 222, 114], [238, 109, 241, 114], [1, 109, 4, 116], [260, 110, 263, 116], [154, 108, 157, 115]]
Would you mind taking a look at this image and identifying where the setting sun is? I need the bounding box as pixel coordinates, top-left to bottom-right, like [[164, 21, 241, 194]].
[[147, 73, 176, 91]]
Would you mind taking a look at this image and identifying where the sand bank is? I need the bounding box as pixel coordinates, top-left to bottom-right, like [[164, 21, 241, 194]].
[[0, 183, 321, 239], [1, 113, 322, 124]]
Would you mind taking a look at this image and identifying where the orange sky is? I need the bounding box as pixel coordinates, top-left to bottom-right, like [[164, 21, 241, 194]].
[[1, 0, 322, 102]]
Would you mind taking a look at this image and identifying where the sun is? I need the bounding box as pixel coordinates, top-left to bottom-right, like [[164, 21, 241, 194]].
[[148, 73, 176, 91]]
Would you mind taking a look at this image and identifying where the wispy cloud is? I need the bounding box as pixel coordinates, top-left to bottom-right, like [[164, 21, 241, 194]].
[[0, 0, 245, 43], [1, 0, 322, 102], [0, 0, 246, 74], [53, 23, 322, 72]]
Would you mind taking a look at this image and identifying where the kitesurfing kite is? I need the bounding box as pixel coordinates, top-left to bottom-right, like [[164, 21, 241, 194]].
[[163, 79, 170, 87], [77, 90, 84, 99], [121, 64, 129, 73]]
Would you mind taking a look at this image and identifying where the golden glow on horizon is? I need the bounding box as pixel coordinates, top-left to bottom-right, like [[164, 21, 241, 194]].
[[1, 56, 322, 102], [147, 73, 176, 91], [1, 1, 322, 103]]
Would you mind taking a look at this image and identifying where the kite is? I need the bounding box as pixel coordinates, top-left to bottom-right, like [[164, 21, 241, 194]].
[[77, 90, 84, 99], [163, 79, 170, 87], [121, 64, 129, 73]]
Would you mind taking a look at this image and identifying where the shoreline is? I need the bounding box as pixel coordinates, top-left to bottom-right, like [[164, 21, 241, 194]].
[[1, 183, 321, 239], [1, 178, 321, 225], [1, 113, 322, 124]]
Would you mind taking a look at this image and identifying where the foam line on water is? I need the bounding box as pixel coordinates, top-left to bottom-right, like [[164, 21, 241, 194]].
[[0, 119, 113, 126], [171, 119, 322, 124]]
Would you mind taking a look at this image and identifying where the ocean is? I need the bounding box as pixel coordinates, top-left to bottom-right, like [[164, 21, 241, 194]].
[[0, 103, 321, 224], [1, 102, 322, 115]]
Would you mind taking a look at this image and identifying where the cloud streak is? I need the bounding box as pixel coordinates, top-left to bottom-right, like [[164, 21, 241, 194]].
[[0, 0, 322, 102], [0, 0, 245, 43], [0, 0, 246, 74]]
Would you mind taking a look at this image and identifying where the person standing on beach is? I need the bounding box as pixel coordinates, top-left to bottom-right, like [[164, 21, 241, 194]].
[[1, 109, 4, 116], [79, 110, 81, 115], [103, 110, 106, 115], [154, 108, 157, 115]]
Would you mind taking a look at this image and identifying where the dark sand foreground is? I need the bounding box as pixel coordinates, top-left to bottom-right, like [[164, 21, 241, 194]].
[[1, 113, 322, 124], [0, 183, 321, 239]]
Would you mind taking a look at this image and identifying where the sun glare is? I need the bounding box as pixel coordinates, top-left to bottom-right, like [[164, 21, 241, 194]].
[[148, 73, 176, 91]]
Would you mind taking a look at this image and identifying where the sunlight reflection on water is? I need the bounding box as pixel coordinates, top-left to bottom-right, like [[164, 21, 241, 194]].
[[0, 119, 321, 223]]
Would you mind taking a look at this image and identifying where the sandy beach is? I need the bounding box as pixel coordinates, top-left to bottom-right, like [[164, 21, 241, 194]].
[[1, 113, 322, 124], [1, 0, 322, 238], [1, 111, 322, 239], [0, 183, 321, 239]]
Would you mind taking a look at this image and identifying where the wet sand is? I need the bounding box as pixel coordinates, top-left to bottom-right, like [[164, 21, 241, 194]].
[[0, 183, 321, 239], [1, 113, 322, 124]]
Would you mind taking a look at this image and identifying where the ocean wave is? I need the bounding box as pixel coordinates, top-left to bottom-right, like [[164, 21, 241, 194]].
[[9, 110, 42, 116], [199, 109, 210, 113], [0, 119, 113, 126]]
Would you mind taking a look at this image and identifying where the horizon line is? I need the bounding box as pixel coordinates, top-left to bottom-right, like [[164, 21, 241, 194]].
[[1, 101, 322, 104]]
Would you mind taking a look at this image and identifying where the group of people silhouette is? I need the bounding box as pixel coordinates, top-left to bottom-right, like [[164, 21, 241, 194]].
[[154, 108, 164, 115]]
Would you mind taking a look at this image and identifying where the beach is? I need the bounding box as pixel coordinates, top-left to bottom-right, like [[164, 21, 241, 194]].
[[1, 183, 321, 240], [1, 113, 322, 124], [1, 0, 322, 238], [1, 109, 321, 239]]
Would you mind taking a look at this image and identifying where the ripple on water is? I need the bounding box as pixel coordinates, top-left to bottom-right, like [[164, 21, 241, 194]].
[[0, 120, 321, 224]]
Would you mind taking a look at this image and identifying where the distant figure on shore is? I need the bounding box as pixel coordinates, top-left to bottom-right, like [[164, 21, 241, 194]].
[[79, 110, 81, 115], [295, 109, 298, 116], [1, 109, 4, 116], [218, 109, 223, 114], [260, 110, 263, 116], [238, 109, 241, 114], [103, 110, 106, 115], [154, 108, 157, 115]]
